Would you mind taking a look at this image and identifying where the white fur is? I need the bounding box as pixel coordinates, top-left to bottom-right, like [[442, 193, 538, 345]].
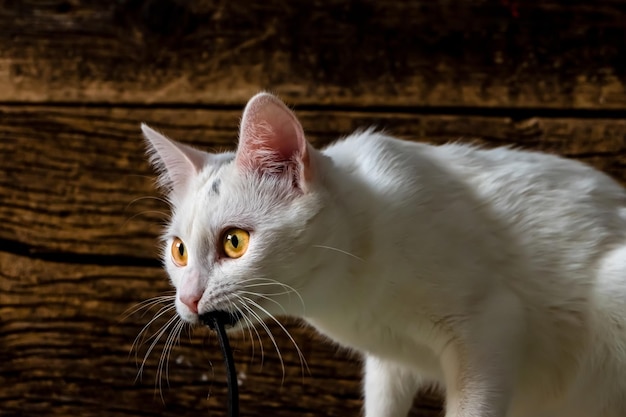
[[144, 93, 626, 417]]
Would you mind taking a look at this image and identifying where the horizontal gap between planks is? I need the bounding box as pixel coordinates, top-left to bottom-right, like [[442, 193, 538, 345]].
[[0, 101, 625, 120], [0, 238, 161, 268]]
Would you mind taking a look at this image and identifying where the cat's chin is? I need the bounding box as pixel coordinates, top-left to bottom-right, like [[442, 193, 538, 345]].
[[199, 310, 243, 330]]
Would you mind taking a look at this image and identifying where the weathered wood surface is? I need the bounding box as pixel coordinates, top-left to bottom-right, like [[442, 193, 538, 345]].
[[1, 105, 625, 416], [0, 252, 374, 417], [0, 0, 625, 108], [2, 106, 625, 259], [2, 1, 626, 416]]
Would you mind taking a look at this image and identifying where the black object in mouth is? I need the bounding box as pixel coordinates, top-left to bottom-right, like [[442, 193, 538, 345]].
[[199, 309, 241, 417], [199, 310, 243, 330]]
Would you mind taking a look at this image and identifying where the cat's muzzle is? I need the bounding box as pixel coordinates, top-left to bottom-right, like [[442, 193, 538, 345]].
[[199, 310, 243, 330]]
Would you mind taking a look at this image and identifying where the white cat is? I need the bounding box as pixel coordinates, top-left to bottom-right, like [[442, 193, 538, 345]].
[[142, 92, 626, 417]]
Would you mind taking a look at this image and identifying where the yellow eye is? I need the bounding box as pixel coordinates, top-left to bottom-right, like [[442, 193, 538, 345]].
[[171, 237, 188, 267], [222, 228, 250, 259]]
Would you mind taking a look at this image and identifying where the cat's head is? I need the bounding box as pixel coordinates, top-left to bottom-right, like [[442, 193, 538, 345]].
[[143, 93, 332, 328]]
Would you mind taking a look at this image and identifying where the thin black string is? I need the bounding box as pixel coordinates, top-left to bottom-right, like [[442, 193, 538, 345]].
[[205, 315, 239, 417]]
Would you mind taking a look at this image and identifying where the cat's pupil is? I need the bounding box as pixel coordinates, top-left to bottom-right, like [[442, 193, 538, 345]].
[[231, 235, 239, 248], [178, 243, 185, 256]]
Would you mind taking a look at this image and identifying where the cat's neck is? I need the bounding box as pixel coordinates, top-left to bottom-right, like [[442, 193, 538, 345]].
[[298, 152, 381, 321]]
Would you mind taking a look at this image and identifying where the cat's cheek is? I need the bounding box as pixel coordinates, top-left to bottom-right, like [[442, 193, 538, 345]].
[[168, 269, 191, 296], [165, 263, 181, 287]]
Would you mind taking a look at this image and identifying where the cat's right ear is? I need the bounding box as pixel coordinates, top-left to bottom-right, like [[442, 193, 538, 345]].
[[236, 93, 313, 192], [142, 124, 207, 192]]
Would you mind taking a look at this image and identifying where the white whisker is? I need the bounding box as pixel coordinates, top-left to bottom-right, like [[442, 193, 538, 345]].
[[131, 302, 174, 337], [313, 244, 364, 262], [238, 302, 266, 367], [228, 300, 262, 364], [130, 304, 177, 361], [239, 291, 287, 314], [123, 210, 171, 228], [137, 313, 179, 393], [241, 296, 309, 380], [126, 195, 171, 209], [121, 293, 175, 321], [240, 279, 306, 314], [235, 296, 285, 382], [158, 318, 185, 398]]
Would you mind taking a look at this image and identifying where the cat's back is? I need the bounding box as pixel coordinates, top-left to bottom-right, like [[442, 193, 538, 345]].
[[437, 142, 626, 249], [325, 131, 626, 274], [326, 130, 626, 210], [323, 130, 449, 196], [326, 131, 626, 230]]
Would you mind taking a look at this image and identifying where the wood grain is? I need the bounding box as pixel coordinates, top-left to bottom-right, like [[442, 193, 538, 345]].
[[0, 250, 444, 417], [1, 105, 625, 259], [1, 105, 624, 415], [0, 0, 624, 109], [2, 1, 625, 416]]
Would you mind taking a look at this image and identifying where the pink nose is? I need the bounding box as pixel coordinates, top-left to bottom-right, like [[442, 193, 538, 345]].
[[179, 293, 201, 314], [179, 270, 204, 314]]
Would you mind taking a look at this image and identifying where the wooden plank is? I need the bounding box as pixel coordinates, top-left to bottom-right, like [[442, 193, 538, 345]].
[[1, 105, 625, 259], [1, 105, 623, 415], [0, 251, 442, 417], [0, 1, 624, 108]]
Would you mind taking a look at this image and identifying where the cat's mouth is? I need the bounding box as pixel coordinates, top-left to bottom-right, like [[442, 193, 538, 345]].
[[199, 310, 243, 330]]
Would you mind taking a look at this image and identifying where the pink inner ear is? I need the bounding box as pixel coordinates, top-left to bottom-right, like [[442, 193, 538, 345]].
[[236, 93, 309, 176]]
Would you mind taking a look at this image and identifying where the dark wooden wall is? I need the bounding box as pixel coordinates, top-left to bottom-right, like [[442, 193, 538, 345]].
[[1, 1, 625, 416]]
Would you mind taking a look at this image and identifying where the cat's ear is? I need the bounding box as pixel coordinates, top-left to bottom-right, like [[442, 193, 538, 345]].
[[142, 124, 207, 191], [236, 93, 312, 190]]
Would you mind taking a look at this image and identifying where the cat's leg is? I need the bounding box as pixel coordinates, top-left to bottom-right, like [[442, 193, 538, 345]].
[[363, 355, 421, 417], [441, 291, 526, 417]]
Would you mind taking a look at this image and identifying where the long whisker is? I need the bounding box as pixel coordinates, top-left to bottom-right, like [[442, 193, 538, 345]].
[[123, 210, 172, 227], [128, 299, 176, 370], [126, 195, 171, 209], [158, 318, 185, 400], [313, 244, 364, 262], [137, 313, 179, 389], [159, 318, 178, 389], [121, 293, 175, 321], [240, 289, 295, 296], [242, 296, 310, 379], [239, 291, 287, 314], [236, 302, 265, 367], [235, 296, 285, 382], [132, 309, 176, 373], [240, 279, 306, 314], [229, 300, 260, 362], [130, 304, 177, 358], [167, 320, 186, 387]]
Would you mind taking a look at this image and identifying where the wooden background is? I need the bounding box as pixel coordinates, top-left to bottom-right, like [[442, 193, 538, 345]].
[[1, 1, 625, 416]]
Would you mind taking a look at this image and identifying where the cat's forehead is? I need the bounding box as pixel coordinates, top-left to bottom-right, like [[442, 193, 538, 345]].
[[196, 151, 235, 186], [167, 154, 233, 228], [171, 160, 290, 236]]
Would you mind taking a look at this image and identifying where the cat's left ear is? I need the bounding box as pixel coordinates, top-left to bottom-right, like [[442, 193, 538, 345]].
[[236, 93, 313, 191], [142, 124, 207, 192]]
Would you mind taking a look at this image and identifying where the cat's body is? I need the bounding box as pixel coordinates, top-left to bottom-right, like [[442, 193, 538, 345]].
[[143, 93, 626, 417]]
